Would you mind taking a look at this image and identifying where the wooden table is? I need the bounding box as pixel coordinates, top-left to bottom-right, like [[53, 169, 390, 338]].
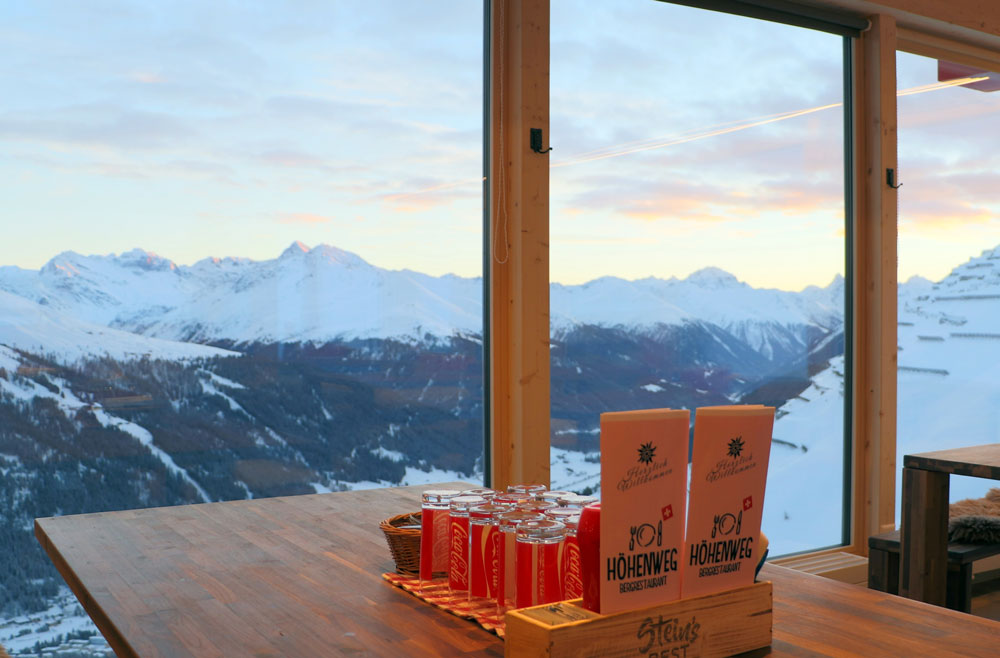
[[37, 484, 1000, 657], [899, 443, 1000, 607]]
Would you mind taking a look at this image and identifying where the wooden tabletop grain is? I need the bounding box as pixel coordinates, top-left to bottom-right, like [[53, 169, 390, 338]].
[[761, 563, 1000, 657], [36, 483, 1000, 657], [903, 443, 1000, 479], [36, 481, 501, 657]]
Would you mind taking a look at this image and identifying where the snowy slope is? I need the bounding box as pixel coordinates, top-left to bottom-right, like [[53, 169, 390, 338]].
[[0, 290, 235, 363], [764, 356, 847, 553], [760, 245, 1000, 554], [0, 242, 843, 350], [896, 245, 1000, 507], [0, 349, 214, 504]]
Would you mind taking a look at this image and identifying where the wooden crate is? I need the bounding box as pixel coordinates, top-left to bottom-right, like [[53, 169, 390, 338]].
[[504, 581, 771, 658]]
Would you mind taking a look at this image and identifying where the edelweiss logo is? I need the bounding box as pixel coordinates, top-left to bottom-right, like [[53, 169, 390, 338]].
[[638, 442, 656, 464], [727, 436, 744, 458]]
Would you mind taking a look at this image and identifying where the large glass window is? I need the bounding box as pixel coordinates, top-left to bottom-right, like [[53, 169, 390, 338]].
[[0, 2, 482, 653], [896, 50, 1000, 512], [549, 1, 848, 556]]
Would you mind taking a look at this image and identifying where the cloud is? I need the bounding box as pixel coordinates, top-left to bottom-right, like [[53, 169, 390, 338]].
[[256, 149, 326, 169], [377, 173, 482, 213], [899, 95, 1000, 131], [550, 235, 651, 246], [551, 99, 844, 191], [0, 106, 198, 152], [128, 72, 165, 84], [3, 149, 237, 185], [894, 156, 1000, 229], [263, 94, 368, 122], [557, 170, 842, 225], [276, 212, 332, 225]]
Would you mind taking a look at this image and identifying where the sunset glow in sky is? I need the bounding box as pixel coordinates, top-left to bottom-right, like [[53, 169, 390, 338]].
[[1, 1, 998, 289]]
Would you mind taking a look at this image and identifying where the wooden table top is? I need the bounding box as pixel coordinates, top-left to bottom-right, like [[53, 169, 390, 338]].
[[36, 481, 502, 657], [903, 443, 1000, 479], [761, 563, 999, 657], [37, 483, 1000, 657]]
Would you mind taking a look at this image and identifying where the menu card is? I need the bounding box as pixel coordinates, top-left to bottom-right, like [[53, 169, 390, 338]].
[[681, 405, 774, 599], [599, 408, 689, 614]]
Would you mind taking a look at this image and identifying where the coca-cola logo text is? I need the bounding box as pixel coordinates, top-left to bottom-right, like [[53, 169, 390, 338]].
[[563, 542, 583, 598], [449, 522, 469, 586]]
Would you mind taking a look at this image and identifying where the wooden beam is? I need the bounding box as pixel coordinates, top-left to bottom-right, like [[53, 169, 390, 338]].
[[865, 0, 1000, 39], [802, 1, 1000, 44], [897, 26, 1000, 72], [488, 0, 551, 491], [850, 13, 898, 555]]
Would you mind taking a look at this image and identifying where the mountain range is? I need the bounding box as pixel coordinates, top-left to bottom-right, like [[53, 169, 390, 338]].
[[0, 240, 844, 363]]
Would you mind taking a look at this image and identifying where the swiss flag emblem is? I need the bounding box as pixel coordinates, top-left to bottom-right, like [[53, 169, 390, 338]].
[[743, 496, 753, 511], [662, 504, 673, 520]]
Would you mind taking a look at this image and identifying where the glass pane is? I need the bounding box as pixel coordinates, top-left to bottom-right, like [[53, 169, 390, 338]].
[[550, 1, 847, 556], [0, 3, 482, 652], [896, 50, 1000, 512]]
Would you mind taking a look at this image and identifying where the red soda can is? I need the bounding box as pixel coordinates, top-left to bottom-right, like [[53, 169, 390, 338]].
[[448, 495, 485, 592], [468, 503, 505, 600], [578, 502, 601, 612], [515, 519, 566, 608], [497, 509, 541, 611], [544, 508, 583, 600], [419, 489, 461, 582]]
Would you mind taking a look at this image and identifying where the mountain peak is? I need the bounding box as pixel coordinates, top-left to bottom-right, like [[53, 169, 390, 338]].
[[277, 241, 370, 268], [308, 243, 370, 268], [192, 255, 252, 269], [117, 248, 177, 272], [280, 241, 312, 258], [684, 267, 742, 288], [41, 251, 85, 277]]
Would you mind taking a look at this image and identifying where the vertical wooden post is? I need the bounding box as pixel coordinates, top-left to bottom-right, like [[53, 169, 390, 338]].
[[489, 0, 551, 491], [899, 466, 949, 605], [851, 14, 898, 554]]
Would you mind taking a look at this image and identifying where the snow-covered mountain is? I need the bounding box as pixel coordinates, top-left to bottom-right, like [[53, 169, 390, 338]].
[[0, 241, 843, 357], [896, 244, 1000, 501], [0, 242, 482, 346], [0, 289, 234, 363], [552, 270, 842, 363]]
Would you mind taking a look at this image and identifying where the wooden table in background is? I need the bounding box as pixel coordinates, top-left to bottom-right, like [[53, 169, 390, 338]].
[[37, 483, 1000, 657], [900, 443, 1000, 607]]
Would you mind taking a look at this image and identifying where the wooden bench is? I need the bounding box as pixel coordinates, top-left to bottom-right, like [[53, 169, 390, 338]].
[[868, 530, 1000, 613]]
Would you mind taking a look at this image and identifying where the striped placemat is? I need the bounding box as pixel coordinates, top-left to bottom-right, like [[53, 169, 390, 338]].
[[382, 573, 507, 637]]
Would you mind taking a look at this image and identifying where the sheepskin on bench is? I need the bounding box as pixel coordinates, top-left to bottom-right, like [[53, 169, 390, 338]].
[[949, 487, 1000, 544]]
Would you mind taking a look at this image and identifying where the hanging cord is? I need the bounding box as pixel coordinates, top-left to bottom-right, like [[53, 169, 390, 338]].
[[492, 0, 509, 265]]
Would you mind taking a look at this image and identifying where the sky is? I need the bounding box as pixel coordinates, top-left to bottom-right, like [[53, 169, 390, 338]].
[[1, 0, 997, 289]]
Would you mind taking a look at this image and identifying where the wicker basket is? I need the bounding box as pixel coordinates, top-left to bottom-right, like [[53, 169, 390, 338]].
[[380, 511, 425, 576]]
